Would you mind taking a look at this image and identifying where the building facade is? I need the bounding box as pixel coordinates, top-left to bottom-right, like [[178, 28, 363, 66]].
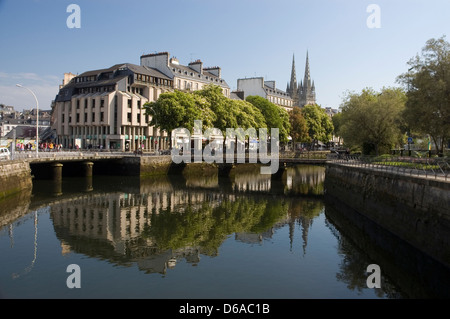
[[52, 64, 173, 151], [140, 52, 230, 97], [287, 52, 316, 107], [52, 52, 230, 152], [235, 77, 294, 112]]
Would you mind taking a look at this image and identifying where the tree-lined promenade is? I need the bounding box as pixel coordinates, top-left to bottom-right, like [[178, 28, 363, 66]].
[[143, 36, 449, 159], [143, 84, 334, 151]]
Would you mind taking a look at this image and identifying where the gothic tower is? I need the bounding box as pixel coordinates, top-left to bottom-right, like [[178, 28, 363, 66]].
[[288, 51, 316, 107], [287, 54, 299, 106], [298, 51, 316, 107]]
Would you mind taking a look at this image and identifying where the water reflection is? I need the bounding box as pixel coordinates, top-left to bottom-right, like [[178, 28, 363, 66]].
[[0, 188, 32, 230], [22, 165, 326, 277], [2, 164, 444, 298], [325, 197, 450, 299], [48, 179, 324, 275]]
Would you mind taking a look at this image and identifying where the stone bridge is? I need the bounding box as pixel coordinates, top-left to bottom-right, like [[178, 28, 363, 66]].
[[6, 150, 328, 181]]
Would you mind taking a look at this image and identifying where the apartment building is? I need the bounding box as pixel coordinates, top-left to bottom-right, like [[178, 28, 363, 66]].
[[236, 77, 294, 112], [140, 52, 230, 98], [52, 64, 173, 151]]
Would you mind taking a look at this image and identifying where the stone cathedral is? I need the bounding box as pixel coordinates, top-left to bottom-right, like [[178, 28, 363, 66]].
[[286, 51, 316, 107]]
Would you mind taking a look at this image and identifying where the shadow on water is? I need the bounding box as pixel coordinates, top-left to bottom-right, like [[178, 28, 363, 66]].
[[324, 195, 450, 299], [0, 188, 32, 230]]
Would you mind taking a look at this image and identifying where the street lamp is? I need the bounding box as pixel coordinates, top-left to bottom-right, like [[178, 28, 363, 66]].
[[16, 84, 39, 157]]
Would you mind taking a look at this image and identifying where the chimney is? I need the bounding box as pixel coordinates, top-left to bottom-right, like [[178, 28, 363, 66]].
[[204, 66, 221, 78], [264, 81, 276, 89], [140, 51, 170, 68], [188, 59, 203, 74], [170, 57, 180, 65]]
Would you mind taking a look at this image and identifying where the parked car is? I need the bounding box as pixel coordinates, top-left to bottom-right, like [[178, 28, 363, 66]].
[[0, 147, 11, 160]]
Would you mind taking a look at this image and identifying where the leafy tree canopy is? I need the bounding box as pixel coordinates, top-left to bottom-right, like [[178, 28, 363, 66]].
[[397, 35, 450, 155], [144, 90, 215, 133], [245, 95, 291, 143], [301, 104, 334, 148], [339, 87, 406, 155], [144, 85, 269, 140], [289, 107, 309, 145]]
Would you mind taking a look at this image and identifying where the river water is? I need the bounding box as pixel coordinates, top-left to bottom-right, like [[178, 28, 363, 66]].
[[0, 164, 447, 299]]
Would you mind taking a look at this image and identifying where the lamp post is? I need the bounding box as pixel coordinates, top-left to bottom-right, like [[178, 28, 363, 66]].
[[16, 84, 39, 157]]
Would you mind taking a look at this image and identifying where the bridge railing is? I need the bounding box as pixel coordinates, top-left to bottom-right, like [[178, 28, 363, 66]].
[[330, 153, 450, 181], [9, 149, 174, 161]]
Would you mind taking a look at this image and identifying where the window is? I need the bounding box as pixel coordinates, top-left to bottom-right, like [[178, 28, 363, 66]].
[[77, 100, 80, 109], [137, 100, 141, 109], [100, 112, 104, 122], [76, 114, 80, 123], [92, 112, 95, 122], [127, 113, 132, 122], [128, 99, 132, 108], [101, 99, 105, 108], [84, 113, 88, 122], [85, 99, 88, 109], [137, 114, 141, 123], [92, 99, 96, 108]]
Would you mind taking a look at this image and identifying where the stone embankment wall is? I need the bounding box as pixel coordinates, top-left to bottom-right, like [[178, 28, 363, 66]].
[[0, 161, 33, 200], [127, 155, 218, 177], [137, 155, 174, 176], [324, 163, 450, 269]]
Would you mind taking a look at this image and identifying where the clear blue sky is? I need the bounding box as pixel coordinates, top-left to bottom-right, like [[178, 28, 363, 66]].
[[1, 0, 449, 111]]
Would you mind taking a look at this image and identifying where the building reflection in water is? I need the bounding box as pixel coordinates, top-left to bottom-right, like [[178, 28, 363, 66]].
[[46, 165, 326, 276], [3, 164, 446, 298]]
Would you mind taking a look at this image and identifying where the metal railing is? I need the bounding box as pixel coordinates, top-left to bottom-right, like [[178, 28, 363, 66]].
[[328, 153, 450, 181], [6, 149, 170, 161]]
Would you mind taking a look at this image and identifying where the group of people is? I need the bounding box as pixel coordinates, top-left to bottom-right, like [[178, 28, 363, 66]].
[[14, 141, 64, 152], [39, 142, 63, 151]]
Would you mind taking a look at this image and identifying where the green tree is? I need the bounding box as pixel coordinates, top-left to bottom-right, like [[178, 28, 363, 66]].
[[245, 95, 291, 143], [331, 112, 343, 146], [143, 90, 215, 147], [289, 107, 309, 149], [194, 85, 267, 132], [145, 85, 269, 148], [194, 85, 238, 131], [232, 98, 267, 130], [301, 104, 334, 150], [397, 35, 450, 156], [339, 87, 406, 155]]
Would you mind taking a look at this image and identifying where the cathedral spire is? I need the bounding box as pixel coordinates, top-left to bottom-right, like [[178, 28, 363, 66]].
[[290, 54, 297, 88], [288, 53, 299, 105], [304, 50, 311, 87], [298, 50, 316, 107]]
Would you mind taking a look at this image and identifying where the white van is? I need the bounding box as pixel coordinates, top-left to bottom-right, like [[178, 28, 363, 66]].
[[0, 147, 11, 160]]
